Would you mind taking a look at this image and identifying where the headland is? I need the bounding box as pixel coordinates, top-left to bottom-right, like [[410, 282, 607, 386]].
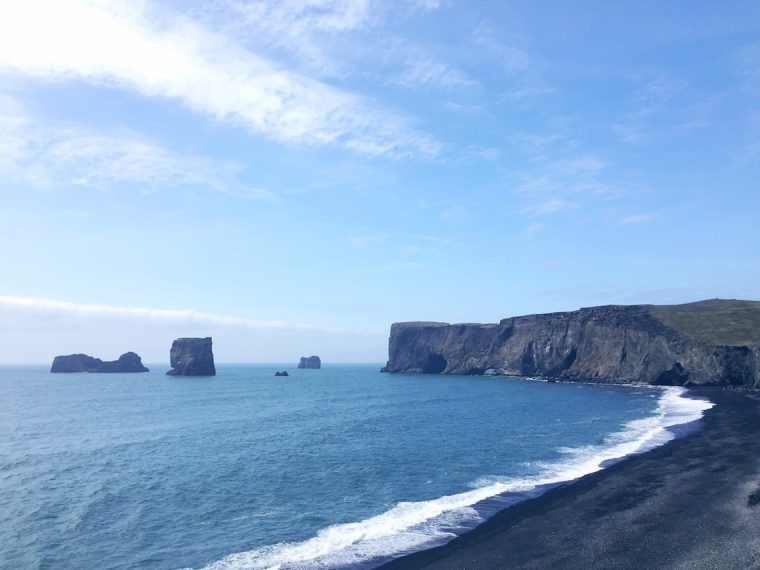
[[382, 299, 760, 388]]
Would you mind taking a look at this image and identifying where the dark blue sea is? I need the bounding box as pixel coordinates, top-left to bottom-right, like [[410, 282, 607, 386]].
[[0, 365, 712, 569]]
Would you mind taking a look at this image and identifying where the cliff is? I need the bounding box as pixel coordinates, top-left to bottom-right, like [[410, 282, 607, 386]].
[[298, 355, 321, 369], [166, 337, 216, 376], [381, 300, 760, 388], [51, 352, 149, 373]]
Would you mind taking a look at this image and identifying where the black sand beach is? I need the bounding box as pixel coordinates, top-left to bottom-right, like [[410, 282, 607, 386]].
[[381, 388, 760, 570]]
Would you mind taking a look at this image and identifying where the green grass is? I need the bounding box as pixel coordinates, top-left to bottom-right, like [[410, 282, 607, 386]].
[[648, 299, 760, 346]]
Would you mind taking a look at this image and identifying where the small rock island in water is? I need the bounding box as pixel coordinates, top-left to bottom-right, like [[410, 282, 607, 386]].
[[298, 355, 321, 369], [51, 352, 149, 373], [166, 337, 216, 376]]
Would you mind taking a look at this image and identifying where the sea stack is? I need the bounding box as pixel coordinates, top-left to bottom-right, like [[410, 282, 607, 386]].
[[298, 356, 321, 369], [166, 337, 216, 376], [51, 352, 149, 373]]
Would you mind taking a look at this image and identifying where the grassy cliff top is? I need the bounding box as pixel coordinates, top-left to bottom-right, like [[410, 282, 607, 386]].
[[648, 299, 760, 346]]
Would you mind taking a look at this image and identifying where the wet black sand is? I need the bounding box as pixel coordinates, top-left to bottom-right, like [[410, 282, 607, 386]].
[[381, 388, 760, 570]]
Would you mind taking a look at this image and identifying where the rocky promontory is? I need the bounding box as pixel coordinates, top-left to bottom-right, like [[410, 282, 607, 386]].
[[298, 355, 321, 369], [382, 299, 760, 388], [166, 337, 216, 376], [51, 352, 149, 373]]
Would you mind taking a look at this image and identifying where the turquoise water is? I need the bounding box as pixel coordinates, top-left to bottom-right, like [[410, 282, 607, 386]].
[[0, 365, 710, 569]]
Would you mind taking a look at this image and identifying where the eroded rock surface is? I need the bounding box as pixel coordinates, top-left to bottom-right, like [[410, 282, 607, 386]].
[[166, 337, 216, 376], [298, 356, 321, 369], [51, 352, 149, 373], [382, 300, 760, 388]]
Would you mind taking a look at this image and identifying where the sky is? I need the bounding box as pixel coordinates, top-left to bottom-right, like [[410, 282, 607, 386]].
[[0, 0, 759, 364]]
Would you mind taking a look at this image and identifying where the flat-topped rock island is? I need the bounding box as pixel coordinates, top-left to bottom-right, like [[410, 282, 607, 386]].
[[298, 355, 321, 369], [166, 337, 216, 376]]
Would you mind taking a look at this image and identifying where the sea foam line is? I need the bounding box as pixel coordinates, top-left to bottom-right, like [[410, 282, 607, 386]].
[[200, 386, 713, 570]]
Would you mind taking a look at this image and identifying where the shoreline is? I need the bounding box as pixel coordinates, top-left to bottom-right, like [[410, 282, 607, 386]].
[[197, 380, 704, 569], [202, 383, 713, 569], [379, 387, 760, 569]]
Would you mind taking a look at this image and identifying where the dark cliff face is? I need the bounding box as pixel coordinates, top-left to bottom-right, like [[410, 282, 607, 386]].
[[382, 301, 760, 388], [51, 352, 149, 373], [166, 337, 216, 376], [298, 356, 321, 369]]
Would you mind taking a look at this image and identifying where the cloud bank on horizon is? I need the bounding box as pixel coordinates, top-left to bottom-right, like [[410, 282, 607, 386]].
[[0, 1, 758, 362], [0, 295, 383, 363]]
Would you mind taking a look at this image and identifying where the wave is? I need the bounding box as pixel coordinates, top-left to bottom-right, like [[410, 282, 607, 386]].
[[200, 387, 713, 570]]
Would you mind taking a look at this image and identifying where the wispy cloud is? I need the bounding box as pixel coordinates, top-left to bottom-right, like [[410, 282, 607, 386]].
[[507, 131, 563, 160], [471, 20, 551, 105], [349, 234, 389, 249], [410, 234, 468, 248], [0, 107, 273, 198], [551, 156, 607, 176], [363, 261, 427, 272], [499, 85, 554, 102], [350, 232, 468, 259], [741, 139, 760, 162], [613, 72, 704, 144], [190, 0, 374, 78], [526, 222, 543, 235], [403, 244, 425, 256], [633, 74, 685, 118], [515, 154, 620, 217], [472, 21, 532, 72], [412, 0, 444, 10], [523, 196, 574, 216], [0, 0, 439, 158], [440, 204, 471, 221], [736, 41, 760, 96], [507, 120, 645, 222], [401, 233, 470, 256], [393, 54, 476, 90], [458, 144, 502, 162], [620, 212, 661, 224], [189, 0, 447, 84], [231, 0, 373, 36], [442, 101, 484, 115]]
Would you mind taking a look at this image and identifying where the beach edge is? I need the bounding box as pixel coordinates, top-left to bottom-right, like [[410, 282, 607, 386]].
[[379, 387, 760, 570]]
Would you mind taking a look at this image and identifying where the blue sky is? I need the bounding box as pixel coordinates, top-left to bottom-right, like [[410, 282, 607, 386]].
[[0, 1, 758, 363]]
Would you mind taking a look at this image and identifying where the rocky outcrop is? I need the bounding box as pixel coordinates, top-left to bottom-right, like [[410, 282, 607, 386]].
[[275, 371, 289, 377], [166, 337, 216, 376], [51, 352, 149, 373], [298, 355, 321, 369], [382, 300, 760, 388]]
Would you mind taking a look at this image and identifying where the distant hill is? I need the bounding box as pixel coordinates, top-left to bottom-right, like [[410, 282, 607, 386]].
[[648, 299, 760, 347]]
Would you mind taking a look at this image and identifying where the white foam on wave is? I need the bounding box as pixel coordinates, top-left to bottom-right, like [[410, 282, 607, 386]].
[[200, 386, 713, 570], [532, 386, 713, 483]]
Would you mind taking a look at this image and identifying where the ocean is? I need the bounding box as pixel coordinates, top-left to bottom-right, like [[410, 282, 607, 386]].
[[0, 364, 712, 569]]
